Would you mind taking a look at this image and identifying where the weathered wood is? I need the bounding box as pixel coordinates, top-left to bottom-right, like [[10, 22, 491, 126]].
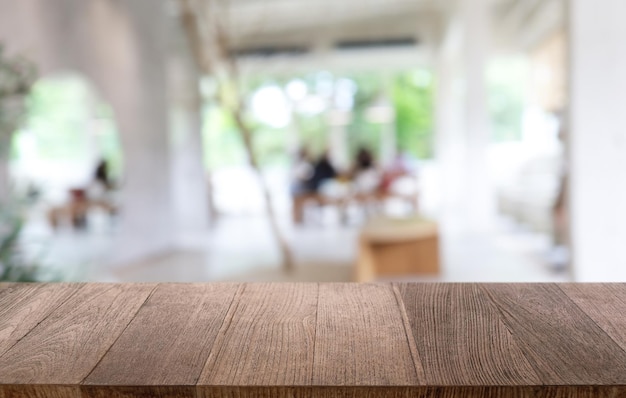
[[481, 283, 626, 385], [196, 385, 624, 397], [559, 284, 626, 353], [396, 283, 540, 386], [1, 283, 626, 398], [197, 283, 317, 390], [0, 283, 82, 357], [313, 283, 420, 386], [0, 284, 155, 397], [83, 283, 240, 398], [0, 385, 80, 398]]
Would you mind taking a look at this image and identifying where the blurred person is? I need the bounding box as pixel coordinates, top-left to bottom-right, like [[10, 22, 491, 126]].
[[48, 158, 117, 230], [291, 150, 338, 225], [379, 150, 415, 194], [290, 147, 314, 195], [309, 151, 337, 192], [351, 146, 380, 194]]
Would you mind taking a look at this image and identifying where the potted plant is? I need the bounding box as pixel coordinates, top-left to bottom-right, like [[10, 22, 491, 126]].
[[0, 44, 37, 199], [0, 45, 41, 282]]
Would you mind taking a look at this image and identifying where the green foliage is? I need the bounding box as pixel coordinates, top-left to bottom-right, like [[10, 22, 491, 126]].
[[0, 45, 37, 154], [392, 70, 435, 159], [0, 203, 58, 282], [203, 68, 436, 169], [347, 72, 385, 157], [11, 76, 123, 176], [203, 105, 246, 169]]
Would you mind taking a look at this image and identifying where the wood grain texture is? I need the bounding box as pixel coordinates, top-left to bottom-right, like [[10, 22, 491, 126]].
[[197, 283, 318, 389], [313, 283, 420, 386], [0, 284, 155, 387], [195, 386, 625, 398], [481, 283, 626, 385], [0, 283, 83, 357], [0, 385, 80, 398], [83, 283, 240, 396], [396, 283, 540, 386], [560, 284, 626, 352], [80, 385, 194, 398], [2, 283, 626, 398]]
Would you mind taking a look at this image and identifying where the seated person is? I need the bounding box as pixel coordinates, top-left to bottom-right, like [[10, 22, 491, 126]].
[[351, 147, 380, 194], [291, 151, 338, 224], [308, 152, 337, 192], [48, 159, 117, 229], [291, 148, 314, 195]]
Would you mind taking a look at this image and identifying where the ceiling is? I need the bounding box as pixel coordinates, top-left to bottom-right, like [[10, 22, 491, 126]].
[[178, 0, 564, 74]]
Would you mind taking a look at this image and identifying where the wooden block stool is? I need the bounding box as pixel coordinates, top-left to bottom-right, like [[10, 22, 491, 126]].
[[356, 216, 440, 282]]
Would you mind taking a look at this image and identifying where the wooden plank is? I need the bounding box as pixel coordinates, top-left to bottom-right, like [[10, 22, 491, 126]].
[[195, 386, 626, 398], [396, 283, 540, 386], [481, 284, 626, 385], [83, 283, 240, 397], [0, 284, 155, 394], [0, 385, 80, 398], [560, 284, 626, 352], [312, 283, 420, 386], [197, 283, 318, 392], [0, 283, 83, 357]]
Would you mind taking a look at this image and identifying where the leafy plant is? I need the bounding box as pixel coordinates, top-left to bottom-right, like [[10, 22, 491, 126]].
[[0, 203, 54, 282], [0, 44, 37, 154]]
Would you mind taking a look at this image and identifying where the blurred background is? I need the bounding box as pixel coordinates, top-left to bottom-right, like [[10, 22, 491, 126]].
[[0, 0, 621, 283]]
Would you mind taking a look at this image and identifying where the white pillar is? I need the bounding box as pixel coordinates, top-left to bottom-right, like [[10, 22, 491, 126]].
[[460, 0, 495, 231], [569, 0, 626, 281], [169, 51, 210, 239], [434, 0, 494, 230]]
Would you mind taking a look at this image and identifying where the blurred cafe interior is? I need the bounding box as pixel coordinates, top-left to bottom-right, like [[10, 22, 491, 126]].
[[0, 0, 624, 284]]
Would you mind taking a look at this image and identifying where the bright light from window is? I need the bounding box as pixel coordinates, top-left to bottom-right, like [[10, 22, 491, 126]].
[[251, 85, 291, 128], [286, 79, 308, 102]]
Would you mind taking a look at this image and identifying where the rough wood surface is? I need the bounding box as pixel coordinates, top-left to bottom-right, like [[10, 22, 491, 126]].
[[198, 283, 317, 388], [481, 283, 626, 385], [560, 283, 626, 352], [0, 284, 155, 397], [1, 283, 626, 398], [0, 283, 81, 357], [396, 283, 540, 386], [83, 283, 239, 395], [313, 283, 421, 386]]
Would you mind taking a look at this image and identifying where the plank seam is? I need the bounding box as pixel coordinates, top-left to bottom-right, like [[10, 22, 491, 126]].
[[0, 283, 85, 360], [391, 283, 427, 383], [78, 283, 160, 385], [310, 282, 320, 385], [556, 284, 626, 358], [195, 283, 246, 387], [477, 283, 548, 382]]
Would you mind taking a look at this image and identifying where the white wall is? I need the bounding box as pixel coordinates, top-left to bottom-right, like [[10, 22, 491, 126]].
[[569, 0, 626, 281]]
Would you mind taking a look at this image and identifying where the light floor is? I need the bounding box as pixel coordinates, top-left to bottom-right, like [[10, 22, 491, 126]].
[[28, 211, 570, 284]]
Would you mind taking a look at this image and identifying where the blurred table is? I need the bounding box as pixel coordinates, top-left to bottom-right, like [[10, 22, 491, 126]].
[[356, 216, 440, 282], [2, 283, 626, 397]]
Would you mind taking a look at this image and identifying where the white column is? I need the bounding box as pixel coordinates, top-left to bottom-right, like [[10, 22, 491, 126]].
[[169, 52, 210, 239], [569, 0, 626, 281], [460, 0, 495, 231], [434, 0, 494, 230]]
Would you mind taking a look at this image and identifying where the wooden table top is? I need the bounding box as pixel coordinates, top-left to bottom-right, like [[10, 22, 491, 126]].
[[1, 283, 625, 397]]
